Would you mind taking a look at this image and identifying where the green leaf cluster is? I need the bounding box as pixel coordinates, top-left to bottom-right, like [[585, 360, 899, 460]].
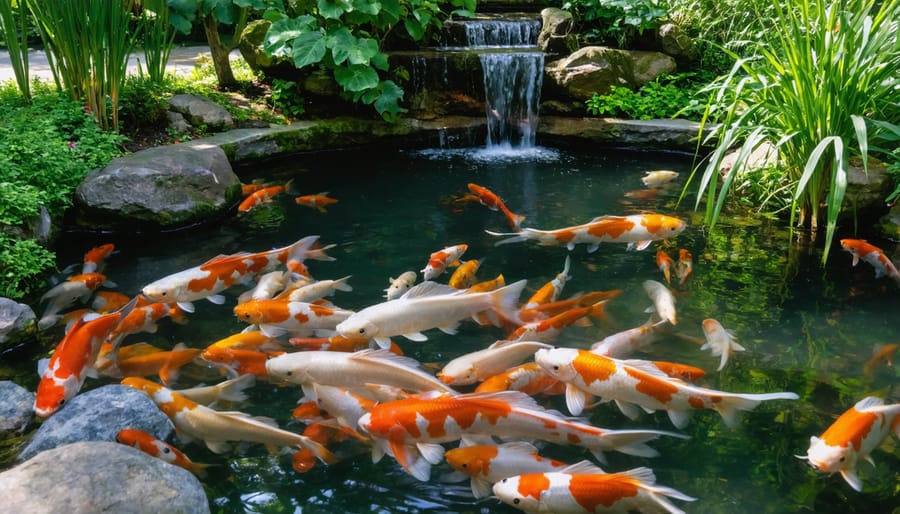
[[0, 234, 56, 300], [262, 0, 475, 121], [585, 73, 710, 121], [564, 0, 669, 47]]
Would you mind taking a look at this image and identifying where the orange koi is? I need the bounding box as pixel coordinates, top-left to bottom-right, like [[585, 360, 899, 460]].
[[518, 290, 622, 323], [201, 346, 285, 379], [801, 396, 900, 491], [116, 428, 211, 477], [474, 363, 564, 396], [523, 256, 571, 309], [106, 302, 186, 348], [448, 259, 482, 289], [100, 342, 201, 386], [493, 463, 695, 514], [238, 179, 293, 213], [295, 192, 338, 213], [675, 248, 693, 285], [863, 343, 898, 376], [233, 298, 353, 337], [421, 244, 468, 280], [487, 214, 686, 252], [91, 291, 133, 313], [656, 247, 674, 284], [467, 183, 525, 232], [445, 442, 570, 498], [840, 239, 900, 284], [622, 188, 659, 201], [82, 243, 116, 274], [206, 330, 283, 352], [288, 334, 373, 353], [468, 274, 506, 293], [535, 348, 798, 428], [508, 301, 607, 343], [357, 390, 686, 481], [241, 182, 268, 196]]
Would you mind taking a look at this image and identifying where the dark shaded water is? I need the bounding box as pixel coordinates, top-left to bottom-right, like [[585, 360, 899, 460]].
[[10, 143, 900, 513]]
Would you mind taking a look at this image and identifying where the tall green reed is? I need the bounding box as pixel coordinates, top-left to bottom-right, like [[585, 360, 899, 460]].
[[138, 0, 176, 84], [0, 0, 30, 100], [28, 0, 139, 130], [682, 0, 900, 263]]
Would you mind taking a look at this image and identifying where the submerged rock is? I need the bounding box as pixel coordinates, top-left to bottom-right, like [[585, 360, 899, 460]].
[[0, 442, 209, 514], [18, 384, 172, 462], [0, 298, 36, 351], [0, 381, 34, 433]]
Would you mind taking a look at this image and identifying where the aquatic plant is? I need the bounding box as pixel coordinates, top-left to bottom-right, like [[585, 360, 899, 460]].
[[682, 0, 900, 263]]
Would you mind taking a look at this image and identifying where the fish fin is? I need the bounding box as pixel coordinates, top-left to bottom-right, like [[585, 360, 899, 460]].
[[485, 230, 528, 246], [851, 255, 860, 266], [373, 337, 392, 349], [840, 468, 863, 492], [416, 443, 445, 465], [714, 391, 799, 428], [402, 281, 458, 299], [667, 409, 692, 429], [569, 242, 578, 251], [350, 349, 424, 370], [37, 358, 50, 377], [205, 440, 233, 454], [471, 478, 493, 499], [565, 383, 590, 416], [615, 400, 642, 420], [402, 332, 429, 342], [213, 374, 256, 403], [588, 449, 608, 465], [560, 460, 606, 474], [177, 302, 195, 313], [333, 276, 353, 292], [371, 439, 387, 463], [863, 454, 876, 468], [437, 322, 460, 335], [460, 435, 497, 447], [633, 240, 653, 251], [390, 440, 429, 481], [260, 324, 288, 338], [207, 294, 226, 305], [586, 243, 599, 253], [853, 396, 885, 411]]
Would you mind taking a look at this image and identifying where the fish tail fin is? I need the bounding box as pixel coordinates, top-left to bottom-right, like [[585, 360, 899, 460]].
[[215, 374, 257, 403], [485, 230, 529, 246], [643, 485, 696, 514], [715, 392, 799, 428], [299, 435, 338, 465], [486, 279, 528, 327], [585, 430, 675, 459], [190, 462, 215, 478]]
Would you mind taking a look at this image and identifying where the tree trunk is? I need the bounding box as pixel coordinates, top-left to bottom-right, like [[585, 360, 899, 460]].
[[202, 13, 237, 90]]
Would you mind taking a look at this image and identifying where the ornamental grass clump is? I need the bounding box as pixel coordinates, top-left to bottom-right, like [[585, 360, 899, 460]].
[[684, 0, 899, 263]]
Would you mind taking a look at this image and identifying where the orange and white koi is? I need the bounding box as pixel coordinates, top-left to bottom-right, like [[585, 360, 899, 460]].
[[487, 214, 686, 253], [467, 183, 525, 232], [141, 235, 333, 312], [237, 271, 292, 304], [105, 301, 186, 349], [205, 330, 283, 352], [295, 192, 338, 213], [523, 256, 571, 309], [590, 316, 671, 359], [421, 244, 468, 280], [357, 390, 686, 481], [445, 442, 570, 498], [643, 280, 677, 325], [535, 348, 798, 428], [335, 279, 527, 348], [840, 239, 900, 284], [266, 349, 456, 399], [91, 291, 133, 313], [116, 428, 211, 477], [801, 396, 900, 491], [701, 319, 745, 371], [38, 272, 111, 330], [82, 243, 116, 274], [656, 247, 674, 284], [518, 290, 621, 323], [474, 362, 564, 396], [201, 346, 284, 379], [437, 340, 553, 386], [641, 170, 680, 188], [651, 360, 707, 382], [448, 259, 482, 289], [863, 343, 898, 376], [675, 248, 693, 285], [233, 298, 353, 337], [286, 275, 353, 303], [301, 383, 378, 440], [33, 298, 137, 418], [238, 180, 293, 213], [288, 334, 374, 353], [121, 376, 334, 462], [100, 342, 201, 386], [175, 374, 256, 406], [384, 271, 417, 300], [492, 463, 695, 514], [508, 302, 607, 343]]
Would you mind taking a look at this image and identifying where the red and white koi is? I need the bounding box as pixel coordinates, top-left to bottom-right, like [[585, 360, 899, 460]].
[[121, 376, 334, 462], [295, 192, 338, 213], [335, 280, 527, 349], [801, 396, 900, 491], [523, 256, 571, 310], [643, 279, 677, 325], [535, 348, 799, 428], [437, 340, 553, 386], [467, 183, 525, 232], [487, 214, 686, 252], [105, 301, 186, 348], [116, 428, 211, 477], [701, 319, 745, 371], [82, 243, 116, 274], [33, 298, 137, 418], [590, 316, 671, 359], [492, 463, 696, 514], [641, 170, 680, 188], [384, 271, 417, 300], [675, 248, 693, 285], [357, 390, 686, 481], [233, 298, 353, 337], [840, 238, 900, 284], [38, 272, 111, 330], [421, 244, 468, 280], [444, 442, 570, 498], [142, 235, 334, 312], [656, 247, 674, 284]]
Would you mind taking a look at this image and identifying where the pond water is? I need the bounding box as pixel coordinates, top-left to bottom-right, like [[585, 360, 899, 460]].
[[11, 142, 900, 513]]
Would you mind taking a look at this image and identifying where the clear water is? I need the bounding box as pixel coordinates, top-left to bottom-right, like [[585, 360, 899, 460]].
[[13, 144, 900, 514]]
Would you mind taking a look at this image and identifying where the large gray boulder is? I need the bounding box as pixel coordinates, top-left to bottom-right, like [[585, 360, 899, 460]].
[[0, 298, 36, 350], [74, 144, 241, 231], [19, 384, 172, 461], [544, 46, 676, 101], [0, 381, 34, 433], [537, 8, 577, 58], [0, 442, 209, 514], [169, 94, 234, 132]]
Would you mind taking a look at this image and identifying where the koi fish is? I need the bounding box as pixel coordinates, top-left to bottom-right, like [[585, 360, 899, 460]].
[[233, 299, 354, 337], [641, 170, 680, 188], [656, 247, 674, 284], [467, 183, 525, 232], [241, 182, 267, 196], [437, 340, 553, 386], [643, 280, 677, 325], [238, 179, 293, 213], [468, 274, 505, 293], [38, 272, 111, 330], [508, 302, 608, 343], [622, 188, 659, 201], [801, 396, 900, 491], [201, 346, 285, 379], [237, 271, 291, 304], [116, 428, 211, 477], [651, 360, 707, 382], [535, 348, 799, 428], [82, 243, 116, 274], [100, 342, 202, 386], [91, 291, 133, 313], [286, 275, 353, 303], [444, 442, 570, 498], [590, 316, 671, 359], [288, 335, 374, 353], [523, 256, 571, 309], [421, 244, 468, 280], [518, 290, 622, 323], [141, 235, 333, 312], [492, 463, 696, 514], [384, 271, 417, 300], [33, 297, 137, 418], [334, 279, 527, 348], [863, 343, 898, 376], [474, 362, 565, 396], [357, 390, 687, 481], [675, 249, 693, 285], [487, 214, 686, 253], [121, 376, 334, 463], [701, 319, 745, 371], [295, 192, 338, 213], [105, 301, 186, 349], [448, 259, 482, 289], [265, 349, 457, 399], [301, 383, 378, 440], [840, 239, 900, 284], [205, 330, 283, 352], [175, 374, 256, 406]]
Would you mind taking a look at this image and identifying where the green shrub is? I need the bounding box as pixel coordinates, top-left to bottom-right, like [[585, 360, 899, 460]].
[[564, 0, 669, 48], [585, 73, 710, 120], [0, 235, 56, 300]]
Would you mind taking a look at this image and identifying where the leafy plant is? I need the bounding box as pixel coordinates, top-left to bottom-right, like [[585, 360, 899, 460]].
[[564, 0, 669, 47], [585, 73, 710, 120], [682, 0, 900, 263], [270, 78, 305, 118], [0, 0, 31, 100], [138, 0, 177, 84], [0, 234, 56, 300]]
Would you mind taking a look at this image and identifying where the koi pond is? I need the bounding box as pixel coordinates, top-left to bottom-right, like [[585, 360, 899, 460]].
[[7, 142, 900, 513]]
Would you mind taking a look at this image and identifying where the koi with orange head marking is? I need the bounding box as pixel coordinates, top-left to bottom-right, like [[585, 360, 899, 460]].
[[233, 298, 353, 338], [675, 248, 693, 285], [840, 238, 900, 285], [445, 442, 571, 498], [656, 247, 674, 284], [474, 362, 565, 396], [38, 272, 112, 330], [701, 318, 746, 371], [117, 428, 211, 477], [421, 244, 468, 280], [487, 214, 686, 253], [82, 243, 116, 274]]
